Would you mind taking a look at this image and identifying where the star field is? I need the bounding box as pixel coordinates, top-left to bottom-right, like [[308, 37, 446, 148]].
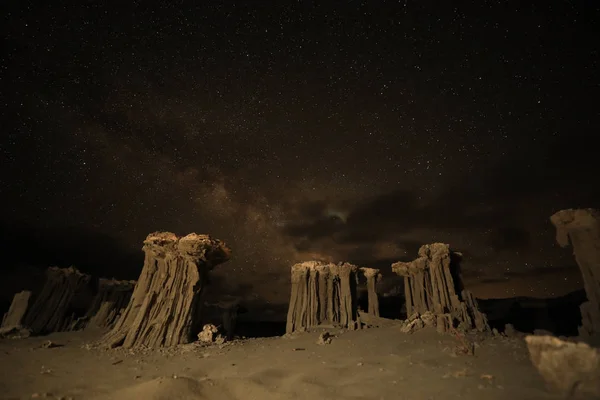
[[1, 1, 599, 305]]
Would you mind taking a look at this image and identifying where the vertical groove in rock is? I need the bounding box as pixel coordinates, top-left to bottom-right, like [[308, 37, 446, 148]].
[[82, 279, 135, 330]]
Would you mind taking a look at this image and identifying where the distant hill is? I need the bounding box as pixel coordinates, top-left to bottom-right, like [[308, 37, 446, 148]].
[[478, 289, 586, 336]]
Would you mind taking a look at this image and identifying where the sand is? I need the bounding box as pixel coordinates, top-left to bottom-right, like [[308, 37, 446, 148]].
[[0, 326, 562, 400]]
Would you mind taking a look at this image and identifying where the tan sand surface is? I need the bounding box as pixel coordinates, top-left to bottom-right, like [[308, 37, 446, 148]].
[[0, 326, 560, 400]]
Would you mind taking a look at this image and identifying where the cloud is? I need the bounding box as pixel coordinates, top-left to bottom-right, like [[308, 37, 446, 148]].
[[6, 87, 591, 308], [279, 187, 520, 260]]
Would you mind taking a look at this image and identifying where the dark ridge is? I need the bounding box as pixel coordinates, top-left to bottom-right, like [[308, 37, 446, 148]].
[[478, 289, 586, 336]]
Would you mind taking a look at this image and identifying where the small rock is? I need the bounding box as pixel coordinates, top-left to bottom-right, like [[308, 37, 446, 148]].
[[504, 323, 517, 337], [41, 340, 61, 349], [316, 332, 333, 345], [198, 324, 220, 343], [215, 335, 226, 345]]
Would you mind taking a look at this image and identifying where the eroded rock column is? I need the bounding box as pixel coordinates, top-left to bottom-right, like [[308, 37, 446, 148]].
[[551, 208, 600, 337], [525, 335, 600, 398], [0, 291, 32, 334], [21, 267, 95, 334], [99, 232, 230, 349], [392, 243, 490, 333], [360, 267, 381, 317], [286, 261, 360, 333], [84, 279, 136, 330]]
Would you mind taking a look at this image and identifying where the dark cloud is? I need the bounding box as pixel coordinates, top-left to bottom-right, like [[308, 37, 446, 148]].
[[346, 190, 419, 228], [281, 187, 520, 255], [278, 122, 599, 279], [283, 215, 345, 240]]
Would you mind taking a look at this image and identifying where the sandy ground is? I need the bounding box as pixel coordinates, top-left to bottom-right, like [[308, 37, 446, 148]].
[[0, 326, 560, 400]]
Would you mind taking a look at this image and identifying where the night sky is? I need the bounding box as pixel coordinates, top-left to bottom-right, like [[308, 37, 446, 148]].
[[1, 1, 599, 307]]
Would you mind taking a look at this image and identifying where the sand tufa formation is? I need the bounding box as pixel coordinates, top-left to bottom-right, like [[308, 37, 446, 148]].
[[286, 261, 381, 333], [79, 278, 136, 330], [550, 208, 600, 337], [0, 266, 96, 335], [392, 243, 490, 333], [0, 290, 32, 335], [99, 232, 230, 349], [286, 261, 359, 333], [525, 335, 600, 398], [360, 267, 382, 317], [1, 268, 136, 336]]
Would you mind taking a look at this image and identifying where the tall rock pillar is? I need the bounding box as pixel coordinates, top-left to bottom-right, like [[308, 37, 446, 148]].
[[392, 243, 490, 333], [286, 261, 360, 333], [360, 268, 382, 317], [551, 209, 600, 337], [99, 232, 230, 349]]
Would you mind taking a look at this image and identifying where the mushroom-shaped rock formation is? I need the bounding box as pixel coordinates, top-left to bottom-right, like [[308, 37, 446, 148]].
[[550, 208, 600, 337], [360, 267, 382, 317], [99, 232, 230, 349], [392, 243, 489, 333], [286, 261, 362, 333]]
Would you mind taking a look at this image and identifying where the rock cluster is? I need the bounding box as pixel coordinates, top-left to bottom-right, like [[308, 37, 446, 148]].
[[1, 268, 135, 336], [286, 262, 381, 333], [399, 311, 437, 334], [286, 261, 360, 333], [197, 323, 225, 345], [392, 243, 490, 333]]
